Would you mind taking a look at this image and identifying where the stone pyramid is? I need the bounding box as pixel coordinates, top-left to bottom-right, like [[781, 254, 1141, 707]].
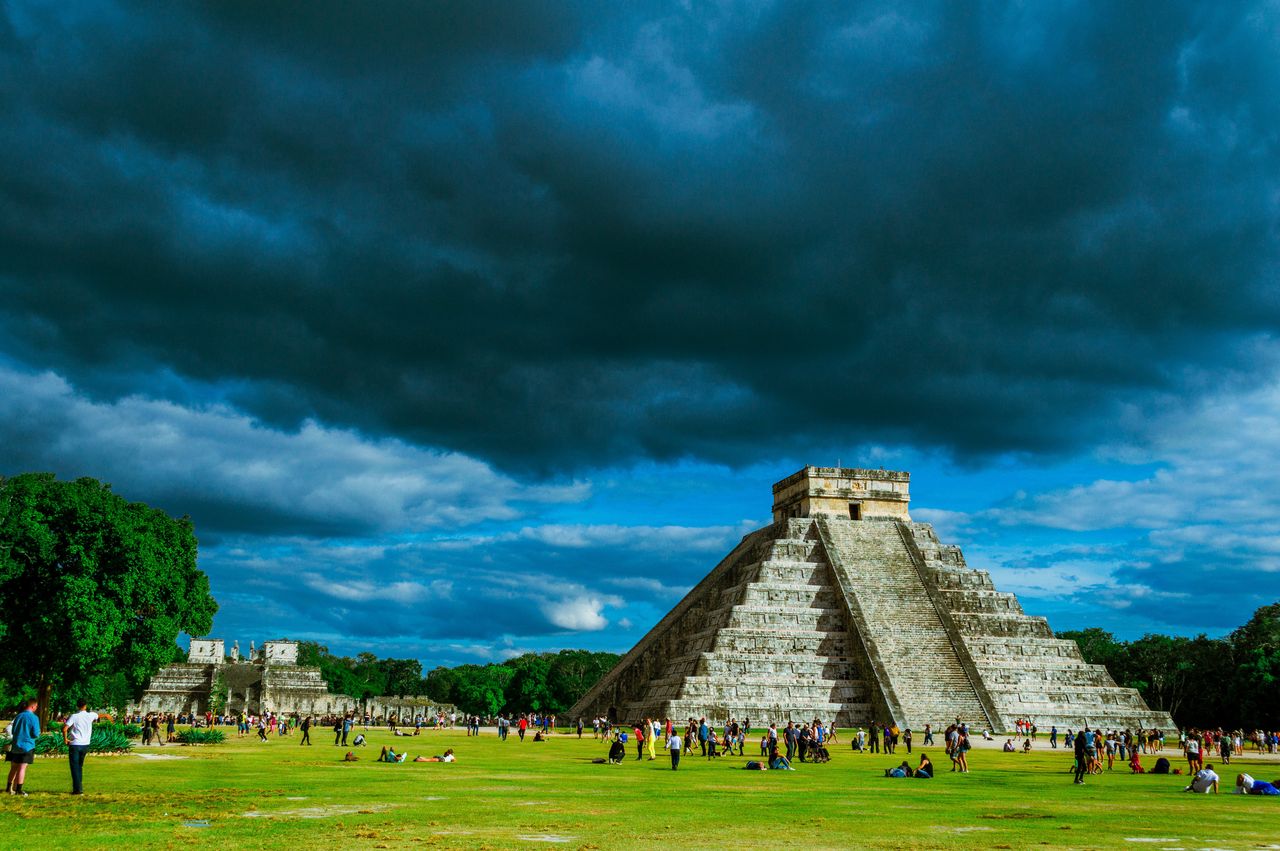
[[569, 466, 1174, 732]]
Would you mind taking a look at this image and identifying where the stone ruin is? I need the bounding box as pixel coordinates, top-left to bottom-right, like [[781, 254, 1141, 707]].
[[570, 466, 1176, 732], [130, 638, 454, 721]]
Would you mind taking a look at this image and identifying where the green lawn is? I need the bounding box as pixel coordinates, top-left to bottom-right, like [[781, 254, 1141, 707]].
[[1, 727, 1276, 849]]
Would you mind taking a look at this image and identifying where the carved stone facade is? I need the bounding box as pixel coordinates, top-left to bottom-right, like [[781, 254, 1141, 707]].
[[570, 466, 1175, 732], [131, 639, 454, 720]]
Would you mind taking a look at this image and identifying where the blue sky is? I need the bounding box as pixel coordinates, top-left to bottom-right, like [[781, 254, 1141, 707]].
[[1, 2, 1277, 666]]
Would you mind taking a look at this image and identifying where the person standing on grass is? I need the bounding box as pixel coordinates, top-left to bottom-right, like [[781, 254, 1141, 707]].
[[342, 714, 352, 747], [923, 723, 933, 746], [955, 728, 971, 773], [1073, 729, 1088, 784], [645, 718, 656, 760], [63, 699, 98, 795], [5, 698, 40, 796], [518, 716, 528, 741], [668, 728, 682, 770]]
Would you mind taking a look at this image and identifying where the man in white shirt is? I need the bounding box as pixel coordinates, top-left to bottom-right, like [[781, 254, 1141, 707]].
[[1185, 763, 1219, 793], [63, 700, 99, 795], [668, 732, 682, 770]]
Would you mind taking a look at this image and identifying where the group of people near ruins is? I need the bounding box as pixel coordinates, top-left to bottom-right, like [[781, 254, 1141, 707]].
[[4, 698, 100, 797]]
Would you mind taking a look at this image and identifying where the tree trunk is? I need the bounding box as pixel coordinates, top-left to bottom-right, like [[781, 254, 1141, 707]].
[[36, 675, 52, 730]]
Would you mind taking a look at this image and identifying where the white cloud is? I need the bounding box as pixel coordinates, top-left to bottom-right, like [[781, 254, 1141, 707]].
[[300, 573, 453, 604], [515, 521, 754, 552], [0, 364, 590, 533], [540, 593, 623, 631]]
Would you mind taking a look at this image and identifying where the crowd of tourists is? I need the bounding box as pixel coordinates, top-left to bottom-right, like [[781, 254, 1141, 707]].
[[9, 694, 1280, 801]]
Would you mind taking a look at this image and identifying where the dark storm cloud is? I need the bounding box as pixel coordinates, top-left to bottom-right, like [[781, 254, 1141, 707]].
[[1, 1, 1277, 472]]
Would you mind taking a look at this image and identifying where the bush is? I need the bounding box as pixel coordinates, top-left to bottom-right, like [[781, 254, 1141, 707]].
[[175, 727, 225, 745], [0, 723, 133, 755]]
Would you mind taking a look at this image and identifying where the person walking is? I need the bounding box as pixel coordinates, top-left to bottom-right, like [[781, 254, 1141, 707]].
[[63, 699, 98, 795], [1073, 729, 1088, 784], [299, 715, 312, 746], [5, 698, 40, 796], [668, 728, 682, 770]]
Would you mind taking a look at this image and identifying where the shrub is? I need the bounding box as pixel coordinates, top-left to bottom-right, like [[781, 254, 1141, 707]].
[[1, 724, 132, 755], [175, 727, 225, 745]]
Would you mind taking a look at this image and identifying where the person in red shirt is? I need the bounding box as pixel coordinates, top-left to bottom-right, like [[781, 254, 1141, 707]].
[[518, 716, 528, 741], [634, 725, 645, 760]]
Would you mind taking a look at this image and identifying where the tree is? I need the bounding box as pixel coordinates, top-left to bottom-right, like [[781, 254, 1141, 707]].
[[547, 649, 620, 714], [425, 666, 458, 704], [1228, 603, 1280, 729], [452, 664, 514, 717], [1057, 628, 1122, 668], [503, 653, 553, 714], [0, 474, 218, 725], [382, 658, 423, 697]]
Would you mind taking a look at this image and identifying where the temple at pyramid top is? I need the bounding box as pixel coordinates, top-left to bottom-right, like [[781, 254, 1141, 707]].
[[772, 466, 911, 522], [570, 465, 1175, 734]]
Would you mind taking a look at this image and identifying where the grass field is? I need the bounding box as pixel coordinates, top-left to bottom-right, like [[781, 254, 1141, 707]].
[[1, 727, 1277, 849]]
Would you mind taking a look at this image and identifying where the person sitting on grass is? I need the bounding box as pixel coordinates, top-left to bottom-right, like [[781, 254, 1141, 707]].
[[378, 746, 407, 763], [342, 751, 359, 762], [1129, 749, 1144, 774], [352, 733, 367, 747], [915, 753, 934, 778], [1184, 763, 1218, 793], [1234, 773, 1280, 795], [1022, 738, 1032, 754], [533, 730, 545, 742], [1151, 757, 1171, 774], [1002, 739, 1016, 752], [768, 746, 794, 771], [607, 738, 626, 764]]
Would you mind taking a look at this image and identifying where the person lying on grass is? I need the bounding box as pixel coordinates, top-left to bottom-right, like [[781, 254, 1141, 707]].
[[378, 746, 407, 763], [413, 749, 456, 763], [1234, 773, 1280, 795]]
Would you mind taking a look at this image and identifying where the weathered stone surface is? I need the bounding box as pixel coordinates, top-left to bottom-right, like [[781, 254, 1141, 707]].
[[131, 638, 454, 719], [570, 466, 1175, 732]]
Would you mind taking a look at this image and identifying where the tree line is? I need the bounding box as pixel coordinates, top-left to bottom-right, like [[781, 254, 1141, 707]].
[[1058, 601, 1280, 730], [297, 641, 620, 718]]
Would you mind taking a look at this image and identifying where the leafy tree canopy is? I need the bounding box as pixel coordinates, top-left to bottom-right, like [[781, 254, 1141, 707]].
[[0, 473, 218, 724]]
